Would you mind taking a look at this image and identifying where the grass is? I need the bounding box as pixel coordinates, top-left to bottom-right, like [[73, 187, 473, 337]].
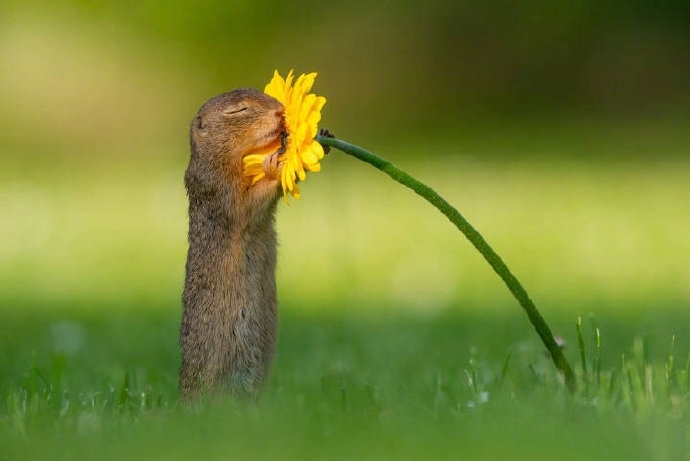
[[1, 302, 689, 460], [1, 131, 690, 459]]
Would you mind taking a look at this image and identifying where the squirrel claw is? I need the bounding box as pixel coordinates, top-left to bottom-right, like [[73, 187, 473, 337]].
[[262, 150, 282, 179]]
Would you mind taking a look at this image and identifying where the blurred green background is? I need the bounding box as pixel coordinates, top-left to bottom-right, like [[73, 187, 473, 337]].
[[1, 1, 690, 458], [1, 0, 688, 308]]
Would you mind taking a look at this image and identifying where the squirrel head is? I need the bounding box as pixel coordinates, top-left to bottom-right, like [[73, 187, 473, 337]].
[[188, 88, 284, 201]]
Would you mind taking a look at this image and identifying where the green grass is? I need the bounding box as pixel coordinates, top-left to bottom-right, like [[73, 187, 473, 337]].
[[1, 139, 690, 459], [1, 301, 689, 460]]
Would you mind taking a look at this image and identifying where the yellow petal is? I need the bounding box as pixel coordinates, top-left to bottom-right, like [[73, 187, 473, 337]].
[[244, 163, 264, 176], [250, 70, 327, 201], [291, 183, 301, 199], [299, 94, 316, 124], [243, 153, 266, 166], [290, 151, 305, 181], [300, 143, 320, 165]]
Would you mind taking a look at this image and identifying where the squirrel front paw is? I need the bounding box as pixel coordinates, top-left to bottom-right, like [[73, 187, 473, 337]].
[[261, 144, 285, 180]]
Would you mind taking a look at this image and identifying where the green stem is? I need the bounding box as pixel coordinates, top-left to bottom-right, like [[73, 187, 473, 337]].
[[317, 135, 576, 394]]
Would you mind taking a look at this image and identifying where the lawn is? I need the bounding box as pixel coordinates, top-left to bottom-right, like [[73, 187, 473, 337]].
[[1, 126, 689, 460]]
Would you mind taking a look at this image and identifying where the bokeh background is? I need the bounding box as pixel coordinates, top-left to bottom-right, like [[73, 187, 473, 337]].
[[2, 0, 690, 387]]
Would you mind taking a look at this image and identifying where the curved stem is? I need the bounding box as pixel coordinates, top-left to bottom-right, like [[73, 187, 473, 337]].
[[317, 135, 576, 394]]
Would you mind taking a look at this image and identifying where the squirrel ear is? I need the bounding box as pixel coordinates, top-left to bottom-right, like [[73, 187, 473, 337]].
[[195, 115, 207, 131]]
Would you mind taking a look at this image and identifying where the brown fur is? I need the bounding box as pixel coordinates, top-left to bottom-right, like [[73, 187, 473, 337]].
[[179, 88, 285, 399]]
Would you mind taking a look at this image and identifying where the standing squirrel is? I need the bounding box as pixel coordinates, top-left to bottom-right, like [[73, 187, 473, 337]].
[[179, 88, 285, 398]]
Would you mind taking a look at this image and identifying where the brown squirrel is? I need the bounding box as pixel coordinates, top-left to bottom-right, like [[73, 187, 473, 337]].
[[179, 88, 285, 399]]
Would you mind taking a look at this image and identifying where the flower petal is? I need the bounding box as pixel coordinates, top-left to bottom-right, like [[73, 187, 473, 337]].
[[300, 142, 320, 165], [246, 70, 326, 201]]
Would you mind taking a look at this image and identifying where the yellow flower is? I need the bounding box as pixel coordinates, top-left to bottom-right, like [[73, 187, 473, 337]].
[[243, 70, 327, 201]]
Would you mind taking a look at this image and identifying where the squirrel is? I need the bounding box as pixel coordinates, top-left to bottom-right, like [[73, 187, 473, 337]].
[[179, 88, 286, 399]]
